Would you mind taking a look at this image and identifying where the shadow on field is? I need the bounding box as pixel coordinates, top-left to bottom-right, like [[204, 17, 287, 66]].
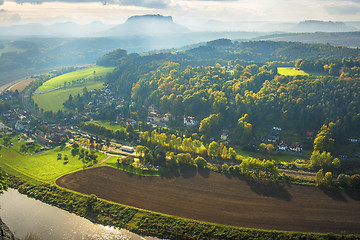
[[198, 168, 210, 178], [245, 179, 292, 201], [179, 165, 197, 178], [319, 187, 348, 202], [164, 166, 210, 179], [344, 189, 360, 201]]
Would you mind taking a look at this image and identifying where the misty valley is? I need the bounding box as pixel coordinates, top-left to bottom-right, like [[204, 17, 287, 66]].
[[0, 13, 360, 240]]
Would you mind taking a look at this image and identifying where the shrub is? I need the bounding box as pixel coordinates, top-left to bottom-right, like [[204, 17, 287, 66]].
[[351, 174, 360, 189], [337, 174, 351, 188]]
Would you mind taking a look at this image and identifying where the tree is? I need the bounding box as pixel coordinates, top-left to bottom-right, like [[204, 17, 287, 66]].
[[337, 174, 351, 188], [351, 174, 360, 189], [310, 150, 340, 171], [323, 172, 333, 187], [315, 169, 324, 186], [208, 141, 220, 158], [195, 156, 207, 168], [0, 171, 8, 194], [199, 113, 222, 137], [313, 123, 335, 152], [126, 124, 134, 133], [240, 158, 279, 180]]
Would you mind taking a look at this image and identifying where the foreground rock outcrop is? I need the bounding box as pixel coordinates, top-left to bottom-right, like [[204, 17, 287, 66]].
[[0, 218, 15, 240]]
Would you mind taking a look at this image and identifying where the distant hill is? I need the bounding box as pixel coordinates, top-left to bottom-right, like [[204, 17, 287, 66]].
[[255, 31, 360, 48], [105, 14, 189, 36], [291, 20, 357, 32]]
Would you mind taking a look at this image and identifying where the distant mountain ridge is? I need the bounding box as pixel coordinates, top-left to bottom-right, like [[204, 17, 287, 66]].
[[105, 14, 189, 36], [292, 20, 356, 32]]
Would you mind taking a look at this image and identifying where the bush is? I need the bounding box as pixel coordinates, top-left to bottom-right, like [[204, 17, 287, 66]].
[[351, 174, 360, 189], [194, 156, 207, 169], [337, 174, 352, 188]]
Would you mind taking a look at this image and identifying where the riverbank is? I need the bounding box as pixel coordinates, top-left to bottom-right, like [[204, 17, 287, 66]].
[[0, 188, 149, 240], [6, 173, 359, 240]]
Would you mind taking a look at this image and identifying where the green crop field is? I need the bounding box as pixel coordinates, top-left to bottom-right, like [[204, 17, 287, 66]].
[[277, 67, 309, 76], [36, 66, 114, 92], [33, 80, 103, 112], [0, 146, 106, 182]]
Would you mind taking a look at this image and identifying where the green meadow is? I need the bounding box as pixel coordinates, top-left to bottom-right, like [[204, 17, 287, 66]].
[[33, 81, 103, 112], [277, 67, 309, 76], [104, 156, 162, 176], [87, 120, 126, 131], [0, 146, 106, 182], [36, 66, 114, 92]]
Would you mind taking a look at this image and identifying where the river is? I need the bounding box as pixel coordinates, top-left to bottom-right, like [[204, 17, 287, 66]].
[[0, 189, 157, 240]]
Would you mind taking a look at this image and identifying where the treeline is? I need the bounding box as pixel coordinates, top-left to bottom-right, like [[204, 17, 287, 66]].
[[80, 122, 128, 141], [295, 58, 360, 77], [99, 40, 360, 69], [139, 130, 239, 161]]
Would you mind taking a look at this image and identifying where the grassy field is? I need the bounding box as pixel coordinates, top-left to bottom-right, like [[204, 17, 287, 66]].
[[234, 146, 307, 164], [36, 66, 114, 92], [33, 80, 103, 112], [0, 146, 106, 182], [277, 67, 309, 76], [87, 120, 126, 131], [104, 156, 163, 176]]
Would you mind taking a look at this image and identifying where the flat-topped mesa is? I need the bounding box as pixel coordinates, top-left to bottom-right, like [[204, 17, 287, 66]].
[[126, 14, 173, 23], [107, 14, 189, 36]]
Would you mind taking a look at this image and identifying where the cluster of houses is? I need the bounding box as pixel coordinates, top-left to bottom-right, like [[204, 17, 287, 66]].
[[146, 104, 173, 126], [265, 127, 304, 153], [2, 108, 68, 147], [277, 141, 303, 153], [83, 87, 122, 116], [34, 125, 68, 146]]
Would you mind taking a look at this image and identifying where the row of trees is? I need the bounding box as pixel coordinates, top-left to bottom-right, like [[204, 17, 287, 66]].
[[135, 144, 279, 181], [295, 58, 360, 77], [80, 122, 128, 141], [315, 170, 360, 189], [139, 130, 240, 161]]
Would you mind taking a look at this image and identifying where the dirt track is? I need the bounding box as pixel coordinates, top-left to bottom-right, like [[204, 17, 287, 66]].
[[57, 166, 360, 234]]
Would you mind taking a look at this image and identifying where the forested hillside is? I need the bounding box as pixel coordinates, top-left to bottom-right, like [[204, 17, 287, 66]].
[[99, 40, 359, 138], [97, 39, 360, 152]]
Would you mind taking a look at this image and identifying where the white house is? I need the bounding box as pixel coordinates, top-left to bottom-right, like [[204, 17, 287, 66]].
[[126, 118, 137, 126], [184, 116, 198, 127], [221, 130, 229, 141], [148, 112, 163, 124], [278, 141, 288, 151], [163, 113, 174, 122], [272, 126, 282, 131], [348, 137, 359, 143], [290, 143, 303, 153], [0, 122, 7, 132]]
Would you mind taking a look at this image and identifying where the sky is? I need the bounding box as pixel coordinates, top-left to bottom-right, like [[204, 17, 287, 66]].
[[0, 0, 359, 27]]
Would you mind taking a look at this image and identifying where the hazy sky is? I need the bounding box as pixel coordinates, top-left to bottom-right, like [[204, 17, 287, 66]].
[[0, 0, 359, 26]]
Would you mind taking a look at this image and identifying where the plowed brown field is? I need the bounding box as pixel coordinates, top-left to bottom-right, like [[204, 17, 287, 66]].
[[56, 166, 360, 234]]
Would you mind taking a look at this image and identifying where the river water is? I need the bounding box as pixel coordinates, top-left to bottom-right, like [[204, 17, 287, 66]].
[[0, 188, 157, 240]]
